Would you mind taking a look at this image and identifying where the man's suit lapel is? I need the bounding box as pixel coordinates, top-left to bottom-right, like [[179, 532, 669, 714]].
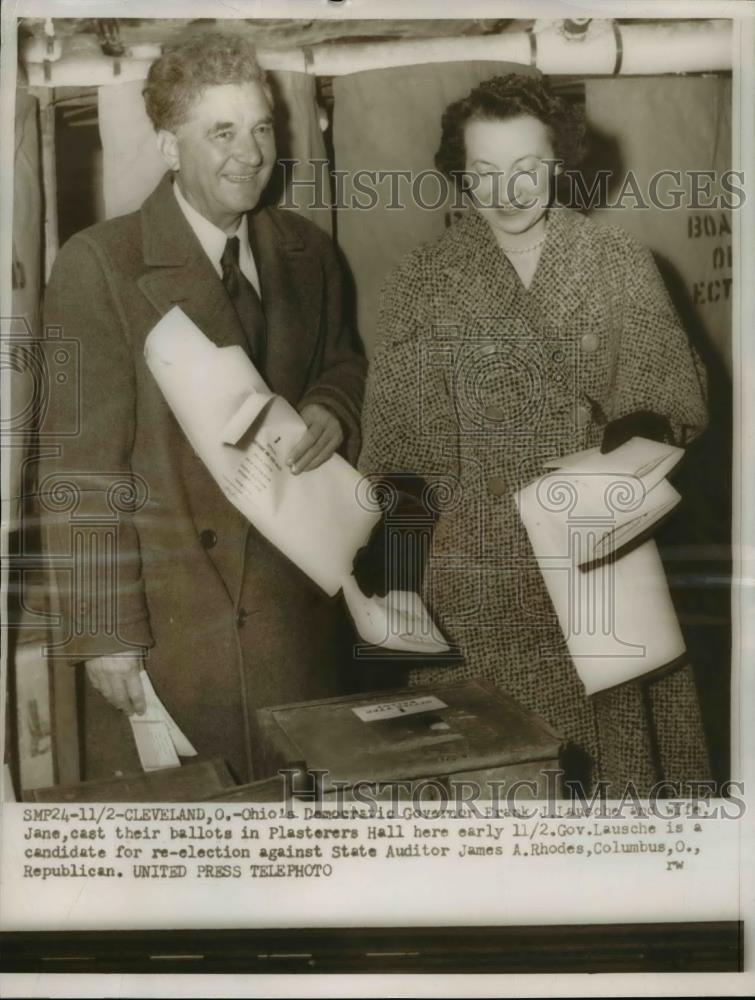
[[136, 173, 251, 601], [133, 176, 326, 605], [136, 172, 248, 353], [249, 207, 323, 402], [136, 175, 325, 407]]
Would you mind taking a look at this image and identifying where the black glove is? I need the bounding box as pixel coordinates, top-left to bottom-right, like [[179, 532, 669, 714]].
[[352, 475, 436, 598], [600, 410, 674, 454]]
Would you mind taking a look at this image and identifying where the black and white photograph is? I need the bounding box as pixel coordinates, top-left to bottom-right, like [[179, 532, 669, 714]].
[[0, 0, 752, 994]]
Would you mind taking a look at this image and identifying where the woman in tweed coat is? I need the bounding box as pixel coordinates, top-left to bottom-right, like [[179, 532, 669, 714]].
[[358, 75, 712, 796]]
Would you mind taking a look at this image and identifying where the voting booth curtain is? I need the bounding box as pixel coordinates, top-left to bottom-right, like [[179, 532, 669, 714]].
[[585, 76, 732, 373], [9, 89, 55, 792], [10, 90, 43, 529]]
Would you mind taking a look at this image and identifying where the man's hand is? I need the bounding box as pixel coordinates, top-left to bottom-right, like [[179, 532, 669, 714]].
[[85, 655, 146, 715], [288, 403, 344, 474]]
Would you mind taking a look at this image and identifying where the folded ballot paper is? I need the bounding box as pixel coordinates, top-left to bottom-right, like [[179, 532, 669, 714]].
[[516, 438, 687, 695], [145, 306, 450, 659], [129, 673, 198, 771]]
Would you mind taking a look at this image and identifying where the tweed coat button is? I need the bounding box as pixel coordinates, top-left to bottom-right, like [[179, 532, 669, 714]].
[[236, 608, 249, 628], [580, 332, 599, 353], [575, 404, 591, 428], [487, 477, 507, 497], [484, 404, 505, 421], [199, 528, 217, 549]]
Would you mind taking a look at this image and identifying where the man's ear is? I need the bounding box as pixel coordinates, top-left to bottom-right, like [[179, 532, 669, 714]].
[[156, 129, 180, 171]]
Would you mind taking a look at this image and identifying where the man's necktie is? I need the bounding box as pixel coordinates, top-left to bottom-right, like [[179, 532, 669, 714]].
[[220, 236, 267, 376]]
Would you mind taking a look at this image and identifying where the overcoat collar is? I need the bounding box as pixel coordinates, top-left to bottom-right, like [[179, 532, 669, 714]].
[[439, 205, 590, 333], [137, 172, 244, 351], [136, 172, 323, 400]]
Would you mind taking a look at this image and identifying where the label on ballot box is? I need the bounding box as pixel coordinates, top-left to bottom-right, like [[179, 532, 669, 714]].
[[352, 695, 448, 723]]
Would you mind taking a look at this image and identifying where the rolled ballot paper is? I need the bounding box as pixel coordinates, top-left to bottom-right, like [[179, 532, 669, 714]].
[[144, 306, 449, 655], [516, 438, 687, 695]]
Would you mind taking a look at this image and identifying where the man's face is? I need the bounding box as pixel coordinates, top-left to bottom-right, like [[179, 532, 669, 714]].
[[160, 81, 276, 233]]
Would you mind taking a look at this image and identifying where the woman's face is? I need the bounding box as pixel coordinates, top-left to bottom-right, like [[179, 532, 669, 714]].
[[463, 114, 558, 236]]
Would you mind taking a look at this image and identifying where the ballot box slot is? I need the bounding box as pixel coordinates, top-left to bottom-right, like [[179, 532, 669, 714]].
[[357, 733, 464, 755]]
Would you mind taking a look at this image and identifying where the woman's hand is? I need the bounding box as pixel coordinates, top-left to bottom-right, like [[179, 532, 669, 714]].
[[601, 410, 674, 454]]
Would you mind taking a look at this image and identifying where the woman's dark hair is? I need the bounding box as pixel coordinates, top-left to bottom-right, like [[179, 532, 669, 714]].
[[435, 73, 586, 182], [143, 31, 272, 132]]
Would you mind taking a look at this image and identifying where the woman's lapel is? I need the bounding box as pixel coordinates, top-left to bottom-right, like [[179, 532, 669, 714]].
[[439, 206, 591, 334], [440, 209, 527, 328], [527, 206, 591, 328]]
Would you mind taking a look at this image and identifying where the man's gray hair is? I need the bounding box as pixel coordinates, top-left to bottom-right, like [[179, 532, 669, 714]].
[[143, 31, 273, 132]]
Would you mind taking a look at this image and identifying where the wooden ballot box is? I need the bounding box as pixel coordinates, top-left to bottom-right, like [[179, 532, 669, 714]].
[[252, 680, 564, 801]]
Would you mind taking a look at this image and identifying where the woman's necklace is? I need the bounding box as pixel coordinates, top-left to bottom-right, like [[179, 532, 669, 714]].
[[500, 232, 547, 255], [494, 220, 548, 290]]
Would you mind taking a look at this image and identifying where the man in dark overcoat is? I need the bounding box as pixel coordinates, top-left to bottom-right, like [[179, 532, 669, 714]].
[[38, 33, 365, 784]]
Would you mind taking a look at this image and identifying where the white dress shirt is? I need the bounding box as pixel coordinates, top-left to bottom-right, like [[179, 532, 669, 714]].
[[172, 178, 262, 298]]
